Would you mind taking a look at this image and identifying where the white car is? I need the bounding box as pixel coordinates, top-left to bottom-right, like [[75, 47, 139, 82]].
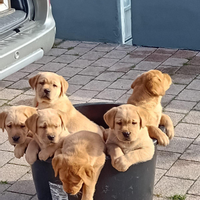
[[0, 0, 56, 80]]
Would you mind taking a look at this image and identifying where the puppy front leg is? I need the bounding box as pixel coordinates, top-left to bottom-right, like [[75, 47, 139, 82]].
[[115, 146, 155, 172], [14, 137, 32, 158], [147, 125, 169, 146], [81, 183, 95, 200], [39, 139, 64, 161], [106, 143, 124, 169], [160, 113, 174, 139], [25, 139, 40, 165]]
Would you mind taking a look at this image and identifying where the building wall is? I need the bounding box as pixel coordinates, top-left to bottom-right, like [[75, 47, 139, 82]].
[[51, 0, 123, 44], [131, 0, 200, 50]]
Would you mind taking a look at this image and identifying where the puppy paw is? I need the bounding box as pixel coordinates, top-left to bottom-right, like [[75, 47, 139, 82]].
[[157, 134, 170, 146], [113, 156, 129, 172], [25, 154, 37, 165], [38, 151, 50, 161], [14, 146, 25, 159], [166, 128, 174, 140]]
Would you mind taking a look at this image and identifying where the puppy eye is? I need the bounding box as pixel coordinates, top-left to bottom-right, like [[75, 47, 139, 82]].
[[132, 122, 137, 125], [116, 122, 122, 125], [40, 124, 47, 129], [20, 124, 26, 128], [39, 82, 45, 85], [7, 125, 12, 128], [53, 84, 57, 87]]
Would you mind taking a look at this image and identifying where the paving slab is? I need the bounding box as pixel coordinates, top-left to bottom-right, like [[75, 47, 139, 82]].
[[52, 54, 79, 64], [188, 178, 200, 195], [34, 55, 56, 64], [175, 123, 200, 138], [3, 71, 29, 82], [0, 164, 30, 184], [135, 61, 161, 71], [56, 67, 83, 78], [170, 74, 196, 85], [45, 48, 67, 56], [107, 62, 134, 72], [0, 81, 14, 90], [39, 62, 66, 72], [1, 40, 200, 200], [154, 176, 194, 197], [0, 89, 23, 100], [156, 150, 180, 171], [20, 64, 42, 73], [181, 144, 200, 162], [172, 50, 198, 59], [103, 50, 128, 59], [82, 80, 111, 91], [176, 89, 200, 102], [79, 66, 106, 76], [95, 88, 126, 101], [166, 160, 200, 180], [69, 59, 94, 68], [7, 173, 36, 195], [165, 100, 196, 114], [183, 111, 200, 124], [0, 191, 32, 200], [186, 79, 200, 90], [95, 71, 124, 82], [158, 137, 193, 153], [162, 58, 188, 67], [92, 57, 119, 67], [108, 79, 133, 90]]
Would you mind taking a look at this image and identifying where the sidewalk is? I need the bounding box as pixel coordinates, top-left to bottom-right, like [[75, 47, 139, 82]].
[[0, 40, 200, 200]]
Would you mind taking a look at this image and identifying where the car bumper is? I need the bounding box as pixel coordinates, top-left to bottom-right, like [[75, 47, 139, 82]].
[[0, 9, 56, 80]]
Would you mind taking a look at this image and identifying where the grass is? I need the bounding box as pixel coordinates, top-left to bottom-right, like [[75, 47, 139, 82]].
[[0, 180, 8, 184], [131, 65, 136, 69], [168, 194, 186, 200], [67, 47, 74, 50]]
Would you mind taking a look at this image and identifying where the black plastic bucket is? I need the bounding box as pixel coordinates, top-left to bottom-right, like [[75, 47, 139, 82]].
[[31, 103, 157, 200]]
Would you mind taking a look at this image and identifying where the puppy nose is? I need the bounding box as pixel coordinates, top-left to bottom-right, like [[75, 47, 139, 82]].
[[44, 89, 50, 94], [47, 135, 55, 141], [12, 136, 20, 142], [122, 131, 131, 138]]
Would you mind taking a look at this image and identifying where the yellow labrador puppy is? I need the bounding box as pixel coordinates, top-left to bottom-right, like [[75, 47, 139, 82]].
[[25, 108, 69, 165], [0, 106, 37, 158], [29, 72, 104, 138], [104, 104, 155, 172], [52, 131, 106, 200], [127, 70, 174, 146]]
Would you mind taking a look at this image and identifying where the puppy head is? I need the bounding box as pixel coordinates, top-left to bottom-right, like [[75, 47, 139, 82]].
[[131, 70, 172, 96], [52, 154, 94, 195], [29, 72, 69, 103], [25, 108, 66, 146], [0, 106, 37, 145], [104, 104, 148, 142]]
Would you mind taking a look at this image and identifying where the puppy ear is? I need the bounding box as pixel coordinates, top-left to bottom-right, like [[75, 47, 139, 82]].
[[0, 111, 7, 131], [52, 154, 65, 177], [131, 75, 143, 89], [78, 165, 94, 186], [145, 74, 165, 96], [103, 107, 118, 129], [136, 107, 148, 128], [25, 114, 38, 133], [22, 106, 37, 118], [29, 74, 41, 89], [59, 76, 69, 96], [163, 73, 172, 91], [57, 110, 67, 130]]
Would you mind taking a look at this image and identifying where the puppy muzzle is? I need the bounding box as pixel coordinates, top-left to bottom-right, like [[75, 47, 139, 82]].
[[122, 131, 131, 140], [12, 136, 20, 143]]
